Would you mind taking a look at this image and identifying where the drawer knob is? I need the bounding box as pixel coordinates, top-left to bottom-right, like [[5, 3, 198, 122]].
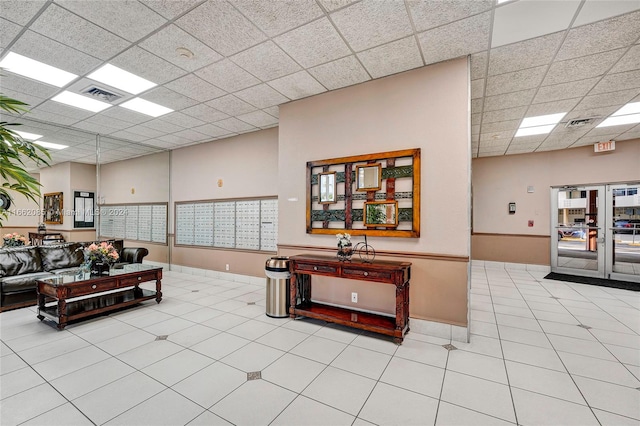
[[364, 272, 368, 276], [313, 266, 318, 271], [138, 277, 142, 281], [92, 285, 96, 289]]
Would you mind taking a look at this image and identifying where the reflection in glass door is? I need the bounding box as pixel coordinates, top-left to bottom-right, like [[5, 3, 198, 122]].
[[608, 184, 640, 282], [551, 186, 605, 278], [551, 183, 640, 283]]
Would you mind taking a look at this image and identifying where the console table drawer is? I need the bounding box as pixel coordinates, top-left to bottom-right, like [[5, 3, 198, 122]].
[[120, 272, 158, 286], [68, 280, 116, 297], [294, 263, 338, 275], [342, 268, 392, 282]]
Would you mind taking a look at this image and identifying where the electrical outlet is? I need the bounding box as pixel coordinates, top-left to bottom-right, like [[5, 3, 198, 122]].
[[351, 292, 358, 303], [225, 264, 229, 271]]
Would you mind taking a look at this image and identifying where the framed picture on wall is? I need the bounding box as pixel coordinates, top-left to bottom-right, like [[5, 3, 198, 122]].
[[364, 201, 398, 227], [43, 192, 63, 224], [73, 191, 95, 228]]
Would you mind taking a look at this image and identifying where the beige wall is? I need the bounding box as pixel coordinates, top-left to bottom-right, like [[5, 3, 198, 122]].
[[170, 128, 279, 273], [471, 138, 640, 264], [278, 59, 470, 325]]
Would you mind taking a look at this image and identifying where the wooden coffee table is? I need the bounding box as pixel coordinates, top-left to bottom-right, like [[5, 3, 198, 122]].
[[37, 264, 162, 330]]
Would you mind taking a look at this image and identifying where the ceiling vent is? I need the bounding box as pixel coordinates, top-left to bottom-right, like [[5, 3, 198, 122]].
[[565, 118, 596, 128], [81, 85, 123, 103]]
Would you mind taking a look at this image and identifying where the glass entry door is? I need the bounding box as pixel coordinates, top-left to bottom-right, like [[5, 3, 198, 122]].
[[551, 183, 640, 283], [551, 186, 605, 278]]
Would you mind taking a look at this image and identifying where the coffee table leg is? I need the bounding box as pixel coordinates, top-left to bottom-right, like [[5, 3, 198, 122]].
[[37, 292, 45, 321], [155, 279, 162, 303], [57, 299, 67, 330]]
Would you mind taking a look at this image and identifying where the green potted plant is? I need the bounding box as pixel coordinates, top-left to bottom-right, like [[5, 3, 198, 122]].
[[0, 94, 50, 226]]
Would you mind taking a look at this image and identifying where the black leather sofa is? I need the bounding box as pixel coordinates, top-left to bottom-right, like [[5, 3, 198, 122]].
[[0, 240, 149, 311]]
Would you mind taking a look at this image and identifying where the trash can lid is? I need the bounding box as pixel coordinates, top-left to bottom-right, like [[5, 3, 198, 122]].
[[266, 256, 289, 271]]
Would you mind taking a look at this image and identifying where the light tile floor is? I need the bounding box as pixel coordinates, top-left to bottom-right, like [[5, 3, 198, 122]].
[[1, 263, 639, 425]]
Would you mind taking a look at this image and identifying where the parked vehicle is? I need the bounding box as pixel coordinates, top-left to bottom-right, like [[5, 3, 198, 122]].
[[614, 219, 640, 234]]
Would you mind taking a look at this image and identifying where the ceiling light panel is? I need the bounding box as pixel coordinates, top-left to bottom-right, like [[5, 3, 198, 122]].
[[597, 113, 640, 128], [0, 52, 78, 87], [14, 130, 43, 140], [515, 124, 556, 137], [612, 102, 640, 116], [51, 91, 112, 112], [35, 140, 68, 150], [520, 112, 567, 128], [87, 64, 156, 95], [119, 98, 173, 117]]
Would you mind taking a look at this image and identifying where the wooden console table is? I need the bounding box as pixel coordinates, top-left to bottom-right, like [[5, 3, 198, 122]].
[[289, 254, 411, 343], [36, 264, 162, 330]]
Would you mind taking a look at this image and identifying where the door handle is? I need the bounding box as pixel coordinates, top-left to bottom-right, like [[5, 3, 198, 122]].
[[597, 237, 605, 244]]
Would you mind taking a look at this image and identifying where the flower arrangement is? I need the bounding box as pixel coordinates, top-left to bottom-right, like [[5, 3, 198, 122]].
[[83, 242, 119, 264], [336, 232, 351, 249], [3, 232, 28, 247]]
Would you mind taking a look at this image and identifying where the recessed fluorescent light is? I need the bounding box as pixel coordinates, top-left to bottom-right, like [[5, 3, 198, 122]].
[[0, 52, 78, 87], [88, 64, 156, 95], [515, 124, 556, 137], [597, 113, 640, 128], [611, 101, 640, 117], [520, 112, 567, 128], [34, 140, 68, 150], [13, 130, 43, 141], [51, 91, 111, 112], [119, 98, 173, 117]]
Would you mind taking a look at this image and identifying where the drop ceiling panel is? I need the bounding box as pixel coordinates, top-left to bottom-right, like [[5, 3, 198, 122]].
[[525, 98, 581, 117], [237, 110, 279, 128], [76, 114, 134, 133], [572, 133, 623, 146], [29, 4, 129, 60], [488, 32, 563, 76], [73, 118, 123, 135], [0, 17, 22, 49], [215, 117, 256, 133], [358, 36, 423, 79], [275, 18, 351, 68], [470, 51, 488, 80], [159, 111, 205, 129], [573, 1, 640, 27], [1, 73, 60, 100], [573, 89, 640, 111], [471, 79, 485, 100], [141, 86, 199, 111], [1, 89, 47, 112], [480, 130, 516, 141], [319, 0, 357, 12], [484, 89, 536, 112], [195, 59, 260, 93], [418, 11, 491, 64], [485, 66, 546, 97], [542, 49, 626, 86], [1, 1, 46, 26], [231, 41, 301, 81], [408, 0, 493, 32], [111, 46, 187, 86], [206, 94, 257, 116], [192, 123, 232, 138], [534, 77, 600, 103], [175, 1, 266, 56], [589, 69, 640, 94], [31, 100, 95, 121], [556, 11, 640, 61], [172, 128, 210, 142], [157, 133, 191, 145], [182, 104, 230, 123], [610, 44, 640, 74], [481, 119, 521, 134], [482, 106, 528, 124], [232, 0, 324, 37], [492, 0, 580, 48], [308, 56, 370, 90], [139, 0, 203, 20], [23, 108, 80, 126], [235, 84, 290, 109], [330, 0, 413, 52], [263, 106, 279, 118], [123, 125, 166, 139], [139, 24, 223, 72], [56, 0, 167, 42], [139, 119, 185, 134], [109, 130, 150, 143], [268, 71, 326, 100], [101, 107, 153, 125]]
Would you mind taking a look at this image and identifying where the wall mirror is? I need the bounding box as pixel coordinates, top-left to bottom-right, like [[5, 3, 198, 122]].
[[356, 163, 382, 191], [43, 192, 63, 224], [364, 201, 398, 227], [319, 172, 337, 204]]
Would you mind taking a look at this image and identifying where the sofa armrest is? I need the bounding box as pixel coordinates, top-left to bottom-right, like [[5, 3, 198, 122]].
[[120, 247, 149, 264]]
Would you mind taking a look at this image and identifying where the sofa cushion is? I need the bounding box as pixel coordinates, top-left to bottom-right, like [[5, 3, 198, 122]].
[[0, 246, 43, 277], [38, 243, 84, 272], [0, 271, 55, 293]]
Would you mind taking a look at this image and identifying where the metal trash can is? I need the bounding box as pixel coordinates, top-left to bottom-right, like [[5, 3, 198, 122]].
[[265, 257, 290, 318]]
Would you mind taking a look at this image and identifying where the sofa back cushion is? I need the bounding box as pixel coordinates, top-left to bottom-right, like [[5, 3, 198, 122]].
[[0, 246, 43, 277], [38, 243, 84, 271]]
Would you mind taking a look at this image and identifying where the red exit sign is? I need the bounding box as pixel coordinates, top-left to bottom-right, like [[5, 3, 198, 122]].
[[594, 140, 615, 152]]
